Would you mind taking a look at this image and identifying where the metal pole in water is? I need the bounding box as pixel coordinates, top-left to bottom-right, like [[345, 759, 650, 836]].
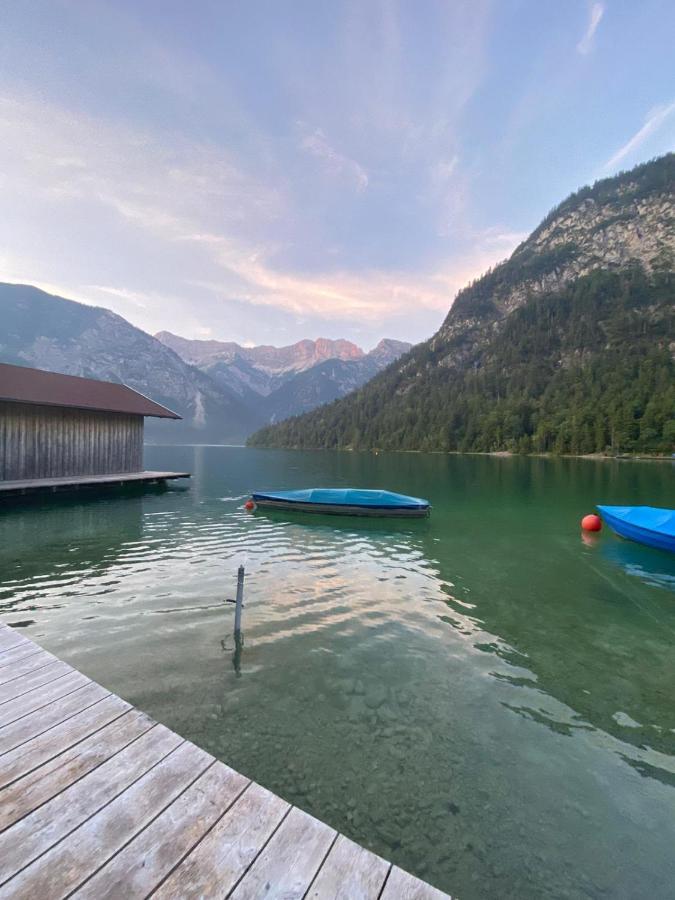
[[234, 565, 245, 635]]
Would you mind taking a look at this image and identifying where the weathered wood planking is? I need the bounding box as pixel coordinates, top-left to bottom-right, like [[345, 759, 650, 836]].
[[0, 401, 144, 480], [76, 762, 250, 899], [0, 660, 72, 704], [381, 866, 455, 899], [153, 782, 290, 899], [0, 681, 112, 754], [0, 632, 29, 654], [0, 649, 60, 686], [307, 834, 391, 899], [229, 805, 337, 899], [0, 670, 91, 728], [0, 709, 152, 832], [0, 624, 452, 899], [0, 643, 40, 661], [0, 695, 131, 792], [4, 741, 214, 897], [0, 726, 184, 884], [0, 641, 41, 667]]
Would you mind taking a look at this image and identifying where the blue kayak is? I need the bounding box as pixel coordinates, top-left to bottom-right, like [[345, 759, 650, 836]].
[[251, 488, 430, 517], [597, 505, 675, 553]]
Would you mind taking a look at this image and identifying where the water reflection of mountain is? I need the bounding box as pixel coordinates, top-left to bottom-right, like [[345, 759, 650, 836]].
[[0, 494, 144, 616]]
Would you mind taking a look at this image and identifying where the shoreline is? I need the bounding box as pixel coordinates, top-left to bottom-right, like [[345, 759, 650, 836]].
[[162, 441, 673, 463]]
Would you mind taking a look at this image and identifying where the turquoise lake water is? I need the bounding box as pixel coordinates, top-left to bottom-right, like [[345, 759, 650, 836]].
[[1, 447, 674, 898]]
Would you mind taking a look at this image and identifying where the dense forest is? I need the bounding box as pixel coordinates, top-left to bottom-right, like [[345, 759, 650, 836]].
[[249, 268, 674, 455]]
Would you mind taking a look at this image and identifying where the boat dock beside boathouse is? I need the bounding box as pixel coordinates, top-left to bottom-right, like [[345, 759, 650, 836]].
[[0, 363, 190, 499]]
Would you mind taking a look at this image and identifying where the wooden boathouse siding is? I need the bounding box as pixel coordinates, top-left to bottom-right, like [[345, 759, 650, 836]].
[[0, 401, 144, 481]]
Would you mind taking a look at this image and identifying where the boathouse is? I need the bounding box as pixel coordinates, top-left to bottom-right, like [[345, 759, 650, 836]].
[[0, 362, 189, 493]]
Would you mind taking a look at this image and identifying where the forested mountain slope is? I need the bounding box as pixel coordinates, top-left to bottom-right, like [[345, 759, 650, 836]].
[[249, 155, 675, 455]]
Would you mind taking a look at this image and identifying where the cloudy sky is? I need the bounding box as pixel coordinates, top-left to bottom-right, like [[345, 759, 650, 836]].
[[0, 1, 673, 349]]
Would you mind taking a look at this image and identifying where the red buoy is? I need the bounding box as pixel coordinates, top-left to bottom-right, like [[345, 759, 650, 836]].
[[244, 499, 255, 511], [581, 513, 602, 532]]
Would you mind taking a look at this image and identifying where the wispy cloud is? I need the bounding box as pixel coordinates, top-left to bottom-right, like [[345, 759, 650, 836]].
[[190, 228, 524, 323], [0, 91, 516, 333], [601, 101, 675, 173], [577, 2, 605, 54], [299, 126, 369, 192], [0, 0, 505, 345]]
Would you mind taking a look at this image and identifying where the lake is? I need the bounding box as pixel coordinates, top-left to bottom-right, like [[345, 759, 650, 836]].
[[1, 447, 674, 899]]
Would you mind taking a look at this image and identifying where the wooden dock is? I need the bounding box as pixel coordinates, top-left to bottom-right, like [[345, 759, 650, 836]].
[[0, 471, 190, 498], [0, 624, 451, 899]]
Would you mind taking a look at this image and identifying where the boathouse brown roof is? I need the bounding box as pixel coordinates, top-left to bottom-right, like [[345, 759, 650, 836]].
[[0, 362, 181, 419]]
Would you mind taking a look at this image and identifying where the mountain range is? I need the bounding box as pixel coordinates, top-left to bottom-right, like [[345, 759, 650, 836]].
[[0, 283, 410, 442], [155, 332, 410, 423], [249, 154, 675, 455]]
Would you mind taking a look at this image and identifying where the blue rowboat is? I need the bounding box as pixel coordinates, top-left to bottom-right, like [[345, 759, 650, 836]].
[[251, 488, 431, 517], [597, 505, 675, 553]]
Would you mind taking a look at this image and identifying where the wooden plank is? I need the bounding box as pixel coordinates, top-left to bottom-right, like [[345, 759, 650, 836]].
[[307, 834, 390, 899], [0, 650, 57, 683], [231, 805, 337, 900], [0, 631, 27, 653], [0, 682, 110, 755], [0, 709, 154, 832], [380, 866, 451, 900], [0, 694, 130, 790], [0, 643, 42, 663], [75, 761, 249, 899], [0, 624, 24, 642], [0, 645, 42, 667], [154, 782, 290, 900], [0, 724, 183, 885], [3, 739, 212, 897], [0, 622, 24, 638], [0, 670, 90, 728], [0, 661, 72, 705]]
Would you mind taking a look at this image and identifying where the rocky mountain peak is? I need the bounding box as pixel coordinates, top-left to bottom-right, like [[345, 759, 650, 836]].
[[368, 339, 413, 364], [436, 153, 675, 356], [154, 329, 412, 422], [155, 333, 365, 376], [246, 337, 364, 375]]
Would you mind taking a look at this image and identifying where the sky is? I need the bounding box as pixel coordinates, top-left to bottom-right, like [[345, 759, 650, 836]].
[[0, 1, 673, 350]]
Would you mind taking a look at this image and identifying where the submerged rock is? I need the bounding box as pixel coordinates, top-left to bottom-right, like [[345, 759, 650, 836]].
[[365, 684, 388, 709]]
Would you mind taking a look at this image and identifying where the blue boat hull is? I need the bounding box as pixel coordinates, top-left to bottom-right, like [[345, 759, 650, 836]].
[[597, 505, 675, 553], [252, 488, 430, 518]]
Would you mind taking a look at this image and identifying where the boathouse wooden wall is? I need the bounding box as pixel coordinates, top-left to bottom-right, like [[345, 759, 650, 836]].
[[0, 401, 144, 480]]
